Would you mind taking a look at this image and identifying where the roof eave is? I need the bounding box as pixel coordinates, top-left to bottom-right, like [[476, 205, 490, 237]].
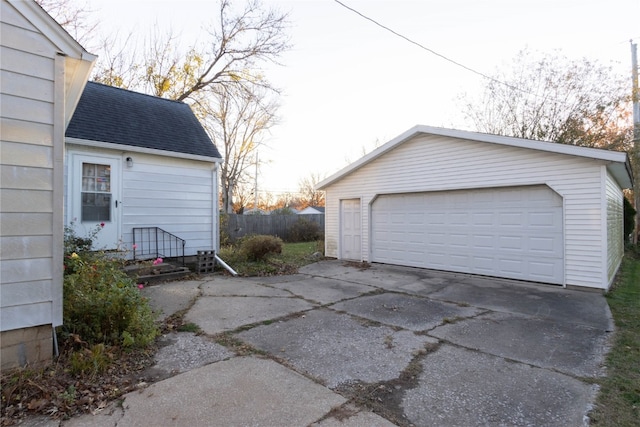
[[316, 125, 633, 190], [66, 137, 223, 163]]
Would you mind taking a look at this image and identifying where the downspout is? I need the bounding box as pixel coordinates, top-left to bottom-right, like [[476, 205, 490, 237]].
[[215, 254, 238, 276], [211, 161, 237, 275], [212, 162, 219, 252]]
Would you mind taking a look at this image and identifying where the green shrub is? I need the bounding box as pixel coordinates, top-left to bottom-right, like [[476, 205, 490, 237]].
[[624, 197, 636, 243], [61, 225, 158, 350], [289, 218, 321, 242], [240, 234, 283, 261]]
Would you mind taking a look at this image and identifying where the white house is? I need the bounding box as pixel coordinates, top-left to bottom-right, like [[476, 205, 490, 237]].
[[1, 0, 95, 369], [298, 206, 325, 215], [65, 82, 222, 258], [317, 125, 633, 291]]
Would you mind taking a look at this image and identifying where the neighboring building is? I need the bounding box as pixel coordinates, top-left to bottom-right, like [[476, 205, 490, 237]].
[[1, 0, 96, 369], [317, 125, 633, 291], [65, 82, 222, 257], [298, 206, 325, 215]]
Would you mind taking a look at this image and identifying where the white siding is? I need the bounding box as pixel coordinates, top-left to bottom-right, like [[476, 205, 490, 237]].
[[123, 153, 216, 256], [65, 146, 217, 257], [605, 171, 624, 285], [0, 1, 58, 331], [324, 134, 609, 289]]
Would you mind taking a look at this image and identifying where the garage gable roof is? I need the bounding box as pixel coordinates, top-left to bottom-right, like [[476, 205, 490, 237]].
[[316, 125, 633, 190]]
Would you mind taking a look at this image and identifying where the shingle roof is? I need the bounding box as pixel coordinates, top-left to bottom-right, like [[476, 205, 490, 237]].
[[66, 82, 221, 159]]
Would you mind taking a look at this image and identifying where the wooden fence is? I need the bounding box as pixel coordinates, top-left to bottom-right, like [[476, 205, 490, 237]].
[[222, 214, 325, 242]]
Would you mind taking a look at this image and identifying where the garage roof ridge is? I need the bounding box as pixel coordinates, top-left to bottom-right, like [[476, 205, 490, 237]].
[[316, 125, 633, 190]]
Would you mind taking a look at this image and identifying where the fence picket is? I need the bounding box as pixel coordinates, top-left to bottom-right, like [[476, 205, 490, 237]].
[[223, 214, 325, 242]]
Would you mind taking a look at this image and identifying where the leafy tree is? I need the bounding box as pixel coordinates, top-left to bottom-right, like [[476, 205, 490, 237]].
[[460, 49, 633, 150]]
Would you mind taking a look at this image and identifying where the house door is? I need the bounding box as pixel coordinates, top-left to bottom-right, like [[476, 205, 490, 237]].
[[70, 154, 121, 250], [340, 199, 361, 260]]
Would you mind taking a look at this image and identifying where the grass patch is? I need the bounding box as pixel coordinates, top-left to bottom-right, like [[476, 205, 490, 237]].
[[218, 241, 321, 276], [590, 252, 640, 426], [177, 322, 201, 333]]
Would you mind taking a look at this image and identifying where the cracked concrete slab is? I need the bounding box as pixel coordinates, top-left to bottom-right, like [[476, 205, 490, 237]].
[[118, 357, 347, 427], [267, 276, 377, 304], [185, 296, 316, 334], [331, 293, 483, 331], [140, 280, 202, 318], [310, 406, 397, 427], [145, 332, 234, 380], [429, 280, 614, 330], [429, 311, 611, 377], [201, 279, 292, 297], [402, 344, 598, 427], [236, 308, 437, 389]]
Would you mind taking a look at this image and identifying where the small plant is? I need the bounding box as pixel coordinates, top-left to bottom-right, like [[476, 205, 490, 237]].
[[68, 344, 112, 377], [240, 234, 283, 261], [384, 335, 394, 349], [60, 385, 77, 405]]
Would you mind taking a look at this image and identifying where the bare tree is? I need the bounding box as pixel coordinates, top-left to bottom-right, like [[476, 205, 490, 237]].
[[35, 0, 98, 47], [460, 49, 632, 150], [205, 84, 279, 213], [298, 173, 325, 208], [41, 0, 289, 218]]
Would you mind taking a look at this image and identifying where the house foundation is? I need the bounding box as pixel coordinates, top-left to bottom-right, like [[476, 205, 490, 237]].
[[1, 325, 53, 371]]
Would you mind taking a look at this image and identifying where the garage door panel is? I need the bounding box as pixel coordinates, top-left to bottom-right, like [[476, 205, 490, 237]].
[[372, 186, 564, 284]]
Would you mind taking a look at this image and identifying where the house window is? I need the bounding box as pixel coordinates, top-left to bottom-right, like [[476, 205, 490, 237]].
[[81, 163, 111, 222]]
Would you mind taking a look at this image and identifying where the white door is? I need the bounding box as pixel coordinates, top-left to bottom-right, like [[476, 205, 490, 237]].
[[70, 154, 121, 250], [340, 199, 361, 260], [371, 185, 564, 284]]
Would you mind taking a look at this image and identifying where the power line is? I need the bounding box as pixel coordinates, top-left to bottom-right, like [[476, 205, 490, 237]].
[[333, 0, 497, 82], [331, 0, 560, 99]]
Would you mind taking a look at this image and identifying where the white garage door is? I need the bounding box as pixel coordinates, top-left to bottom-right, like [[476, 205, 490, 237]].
[[371, 185, 564, 284]]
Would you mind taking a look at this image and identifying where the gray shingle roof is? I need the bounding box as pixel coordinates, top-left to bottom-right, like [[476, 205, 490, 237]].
[[66, 82, 221, 159]]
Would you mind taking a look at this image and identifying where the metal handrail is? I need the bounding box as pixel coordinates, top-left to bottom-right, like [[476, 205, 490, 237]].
[[132, 227, 185, 266]]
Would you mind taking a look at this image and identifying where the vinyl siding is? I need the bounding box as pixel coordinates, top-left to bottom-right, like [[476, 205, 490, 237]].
[[605, 171, 624, 284], [0, 2, 58, 331], [324, 134, 608, 289], [64, 146, 217, 257], [122, 153, 216, 255]]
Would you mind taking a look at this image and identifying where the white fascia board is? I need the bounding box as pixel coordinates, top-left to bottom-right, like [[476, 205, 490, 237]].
[[66, 137, 223, 163], [316, 124, 632, 190]]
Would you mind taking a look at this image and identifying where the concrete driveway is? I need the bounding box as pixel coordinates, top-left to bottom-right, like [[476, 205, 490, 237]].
[[65, 260, 612, 427]]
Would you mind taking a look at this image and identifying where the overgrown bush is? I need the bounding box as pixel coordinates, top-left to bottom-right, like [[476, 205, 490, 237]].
[[61, 225, 158, 352], [240, 234, 283, 261], [289, 218, 322, 242], [624, 197, 636, 243]]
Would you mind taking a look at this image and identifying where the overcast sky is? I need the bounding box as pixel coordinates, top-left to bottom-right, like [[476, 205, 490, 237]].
[[97, 0, 640, 194]]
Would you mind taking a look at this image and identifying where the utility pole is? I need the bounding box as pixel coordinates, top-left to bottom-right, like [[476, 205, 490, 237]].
[[632, 40, 639, 244], [254, 151, 259, 211]]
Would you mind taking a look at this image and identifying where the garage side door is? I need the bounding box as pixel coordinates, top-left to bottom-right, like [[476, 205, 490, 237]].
[[340, 199, 361, 260], [371, 186, 564, 284]]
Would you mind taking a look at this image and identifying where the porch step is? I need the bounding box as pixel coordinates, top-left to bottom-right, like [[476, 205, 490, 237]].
[[125, 263, 191, 284]]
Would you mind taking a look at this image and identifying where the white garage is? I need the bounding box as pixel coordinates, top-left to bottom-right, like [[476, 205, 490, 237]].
[[317, 126, 633, 291]]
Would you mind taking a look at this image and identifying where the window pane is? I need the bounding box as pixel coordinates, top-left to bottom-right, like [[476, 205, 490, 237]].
[[82, 163, 111, 192], [82, 192, 111, 222]]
